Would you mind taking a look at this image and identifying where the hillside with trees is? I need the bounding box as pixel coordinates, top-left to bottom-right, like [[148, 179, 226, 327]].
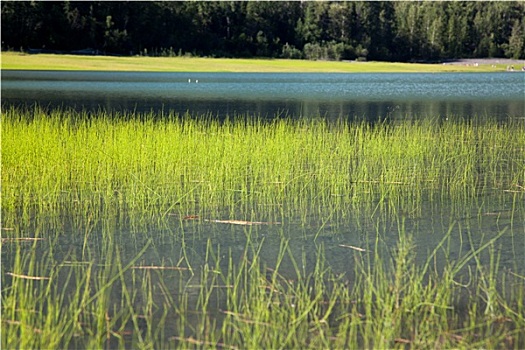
[[2, 1, 524, 61]]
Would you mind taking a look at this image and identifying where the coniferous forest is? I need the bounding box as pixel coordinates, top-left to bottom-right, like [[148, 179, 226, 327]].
[[2, 1, 524, 61]]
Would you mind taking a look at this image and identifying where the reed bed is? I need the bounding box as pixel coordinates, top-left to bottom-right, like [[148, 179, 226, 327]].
[[2, 220, 524, 349], [2, 106, 524, 348], [2, 106, 524, 226]]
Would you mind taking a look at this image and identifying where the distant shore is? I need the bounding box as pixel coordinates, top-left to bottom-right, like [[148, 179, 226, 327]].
[[442, 58, 524, 66], [1, 52, 522, 73]]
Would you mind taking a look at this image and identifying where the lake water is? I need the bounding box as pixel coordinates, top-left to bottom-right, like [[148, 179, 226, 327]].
[[2, 70, 524, 120], [2, 70, 524, 347], [3, 69, 524, 282]]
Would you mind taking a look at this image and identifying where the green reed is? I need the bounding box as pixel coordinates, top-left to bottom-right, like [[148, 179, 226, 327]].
[[2, 106, 524, 348], [3, 217, 523, 349], [1, 227, 151, 349], [2, 107, 524, 227]]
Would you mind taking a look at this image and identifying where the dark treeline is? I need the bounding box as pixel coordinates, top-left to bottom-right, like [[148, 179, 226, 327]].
[[2, 1, 524, 61]]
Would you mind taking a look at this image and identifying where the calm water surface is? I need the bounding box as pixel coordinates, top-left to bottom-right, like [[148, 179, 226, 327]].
[[2, 70, 524, 346], [3, 70, 524, 276], [2, 70, 524, 120]]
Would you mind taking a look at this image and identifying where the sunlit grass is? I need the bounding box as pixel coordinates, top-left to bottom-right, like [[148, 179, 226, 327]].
[[2, 219, 523, 349], [0, 52, 505, 73], [2, 106, 524, 348], [2, 107, 524, 226]]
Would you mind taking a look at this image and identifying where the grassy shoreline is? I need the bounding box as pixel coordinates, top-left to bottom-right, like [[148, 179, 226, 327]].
[[0, 52, 511, 73], [2, 107, 524, 349]]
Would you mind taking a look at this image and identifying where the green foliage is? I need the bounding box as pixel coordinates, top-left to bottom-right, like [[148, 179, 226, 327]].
[[281, 42, 303, 59], [303, 41, 355, 61], [1, 1, 524, 60], [505, 20, 525, 59]]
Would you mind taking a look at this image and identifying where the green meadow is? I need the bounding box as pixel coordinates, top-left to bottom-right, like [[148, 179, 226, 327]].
[[2, 106, 524, 348], [0, 52, 506, 72]]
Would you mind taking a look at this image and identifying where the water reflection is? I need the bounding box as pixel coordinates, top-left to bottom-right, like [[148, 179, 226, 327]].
[[2, 71, 523, 120]]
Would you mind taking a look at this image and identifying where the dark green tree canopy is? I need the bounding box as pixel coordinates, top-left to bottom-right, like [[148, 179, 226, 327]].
[[2, 1, 524, 60]]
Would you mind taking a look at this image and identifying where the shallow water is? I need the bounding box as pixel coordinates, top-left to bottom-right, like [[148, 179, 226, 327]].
[[51, 192, 525, 269], [2, 71, 524, 347], [4, 189, 523, 295], [2, 187, 523, 348], [2, 71, 524, 120]]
